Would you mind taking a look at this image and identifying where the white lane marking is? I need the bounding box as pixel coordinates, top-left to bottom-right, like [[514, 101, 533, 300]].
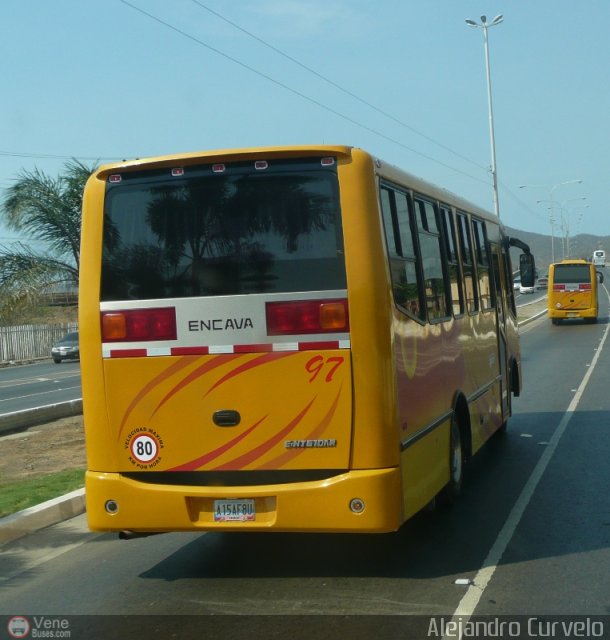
[[0, 385, 82, 405], [444, 316, 610, 638]]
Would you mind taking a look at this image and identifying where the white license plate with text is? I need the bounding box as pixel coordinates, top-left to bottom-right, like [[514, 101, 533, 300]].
[[214, 499, 256, 522]]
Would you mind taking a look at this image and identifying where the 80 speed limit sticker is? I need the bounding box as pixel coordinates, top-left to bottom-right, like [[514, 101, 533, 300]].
[[124, 428, 164, 469], [131, 434, 158, 463]]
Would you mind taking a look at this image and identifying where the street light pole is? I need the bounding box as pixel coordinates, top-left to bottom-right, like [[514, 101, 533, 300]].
[[519, 180, 583, 267], [466, 14, 503, 219], [536, 194, 586, 260]]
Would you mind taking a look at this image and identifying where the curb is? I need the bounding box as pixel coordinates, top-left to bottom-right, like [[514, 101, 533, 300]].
[[518, 309, 547, 326], [0, 399, 86, 545], [0, 488, 85, 545], [0, 399, 83, 435]]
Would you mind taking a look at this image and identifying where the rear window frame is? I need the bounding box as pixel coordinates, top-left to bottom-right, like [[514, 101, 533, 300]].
[[100, 158, 347, 301]]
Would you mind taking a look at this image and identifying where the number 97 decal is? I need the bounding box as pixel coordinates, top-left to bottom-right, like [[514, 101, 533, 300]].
[[305, 355, 345, 383]]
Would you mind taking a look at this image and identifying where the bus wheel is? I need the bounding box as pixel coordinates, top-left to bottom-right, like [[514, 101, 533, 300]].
[[439, 416, 464, 504], [551, 318, 560, 325]]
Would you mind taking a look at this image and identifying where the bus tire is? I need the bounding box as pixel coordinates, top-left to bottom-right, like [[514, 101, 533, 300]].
[[551, 318, 560, 325], [439, 416, 464, 505]]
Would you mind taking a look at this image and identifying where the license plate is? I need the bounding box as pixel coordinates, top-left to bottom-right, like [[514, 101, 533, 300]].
[[567, 312, 578, 317], [214, 499, 256, 522]]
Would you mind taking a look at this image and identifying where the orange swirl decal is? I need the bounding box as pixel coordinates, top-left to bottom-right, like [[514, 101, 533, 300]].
[[117, 356, 209, 441], [211, 398, 316, 471], [150, 354, 241, 419], [203, 352, 296, 398], [256, 385, 343, 470], [165, 415, 268, 471]]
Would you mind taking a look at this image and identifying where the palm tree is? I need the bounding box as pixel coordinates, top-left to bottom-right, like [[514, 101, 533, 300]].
[[0, 160, 96, 321]]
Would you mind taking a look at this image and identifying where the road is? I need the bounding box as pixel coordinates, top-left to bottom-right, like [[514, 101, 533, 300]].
[[2, 301, 610, 639], [0, 360, 81, 415]]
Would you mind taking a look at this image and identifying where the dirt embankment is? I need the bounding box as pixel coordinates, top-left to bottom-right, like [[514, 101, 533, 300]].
[[0, 416, 85, 482]]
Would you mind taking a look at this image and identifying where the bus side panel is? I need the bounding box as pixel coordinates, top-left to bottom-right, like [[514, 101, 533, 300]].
[[468, 312, 505, 453], [338, 150, 400, 471], [394, 311, 503, 517], [394, 319, 454, 514]]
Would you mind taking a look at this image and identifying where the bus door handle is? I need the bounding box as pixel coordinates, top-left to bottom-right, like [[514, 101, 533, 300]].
[[213, 410, 241, 427]]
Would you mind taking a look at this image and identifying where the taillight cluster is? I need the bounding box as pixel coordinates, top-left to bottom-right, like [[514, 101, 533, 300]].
[[266, 299, 349, 335], [100, 299, 349, 343], [101, 308, 177, 342], [552, 283, 591, 292]]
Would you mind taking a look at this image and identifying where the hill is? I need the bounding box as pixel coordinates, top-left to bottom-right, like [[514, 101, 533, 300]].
[[506, 226, 607, 275]]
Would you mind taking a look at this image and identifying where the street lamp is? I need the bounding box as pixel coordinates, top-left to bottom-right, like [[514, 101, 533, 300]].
[[465, 14, 503, 218], [536, 197, 586, 259], [564, 203, 589, 258], [519, 180, 583, 265]]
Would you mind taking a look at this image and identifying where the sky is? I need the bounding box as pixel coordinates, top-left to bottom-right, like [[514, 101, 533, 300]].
[[1, 0, 609, 248]]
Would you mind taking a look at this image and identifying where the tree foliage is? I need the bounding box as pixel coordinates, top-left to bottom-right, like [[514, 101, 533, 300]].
[[0, 160, 96, 323]]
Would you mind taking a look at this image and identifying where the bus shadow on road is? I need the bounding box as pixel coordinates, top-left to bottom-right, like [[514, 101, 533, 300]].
[[138, 408, 610, 586]]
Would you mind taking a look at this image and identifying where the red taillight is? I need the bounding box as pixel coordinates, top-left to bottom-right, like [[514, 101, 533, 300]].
[[266, 299, 349, 336], [579, 283, 592, 291], [553, 284, 566, 292], [101, 308, 177, 342]]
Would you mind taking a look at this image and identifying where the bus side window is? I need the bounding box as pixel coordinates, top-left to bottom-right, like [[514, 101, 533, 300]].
[[380, 185, 423, 320], [457, 212, 479, 314], [440, 206, 464, 317], [473, 219, 494, 310], [413, 197, 450, 322]]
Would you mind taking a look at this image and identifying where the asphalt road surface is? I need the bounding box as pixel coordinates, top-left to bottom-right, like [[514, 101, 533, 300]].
[[3, 300, 610, 639], [0, 360, 81, 415]]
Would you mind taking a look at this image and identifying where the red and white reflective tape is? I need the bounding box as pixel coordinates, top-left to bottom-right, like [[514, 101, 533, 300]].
[[102, 339, 351, 358]]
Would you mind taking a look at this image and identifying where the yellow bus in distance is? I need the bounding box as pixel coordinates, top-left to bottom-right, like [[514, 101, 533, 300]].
[[79, 145, 534, 536], [548, 259, 603, 325]]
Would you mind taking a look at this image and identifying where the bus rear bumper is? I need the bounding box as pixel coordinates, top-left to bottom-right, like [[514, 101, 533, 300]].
[[548, 308, 597, 320], [85, 468, 403, 534]]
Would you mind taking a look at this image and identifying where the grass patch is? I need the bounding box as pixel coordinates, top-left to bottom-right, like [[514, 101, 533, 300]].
[[0, 469, 85, 518]]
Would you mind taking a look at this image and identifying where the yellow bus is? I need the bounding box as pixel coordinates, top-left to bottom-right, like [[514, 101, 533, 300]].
[[79, 145, 534, 536], [548, 259, 603, 325]]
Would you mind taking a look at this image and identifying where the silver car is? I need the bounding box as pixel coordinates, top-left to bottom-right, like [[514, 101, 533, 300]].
[[51, 332, 79, 364]]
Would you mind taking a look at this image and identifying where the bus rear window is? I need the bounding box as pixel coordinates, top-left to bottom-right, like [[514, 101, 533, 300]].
[[101, 161, 346, 300], [553, 264, 591, 284]]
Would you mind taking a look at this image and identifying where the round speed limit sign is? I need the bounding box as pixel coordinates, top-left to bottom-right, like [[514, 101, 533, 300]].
[[130, 434, 159, 463]]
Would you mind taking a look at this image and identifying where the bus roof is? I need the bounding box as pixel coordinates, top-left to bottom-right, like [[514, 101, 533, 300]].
[[93, 144, 498, 226], [552, 259, 588, 265]]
